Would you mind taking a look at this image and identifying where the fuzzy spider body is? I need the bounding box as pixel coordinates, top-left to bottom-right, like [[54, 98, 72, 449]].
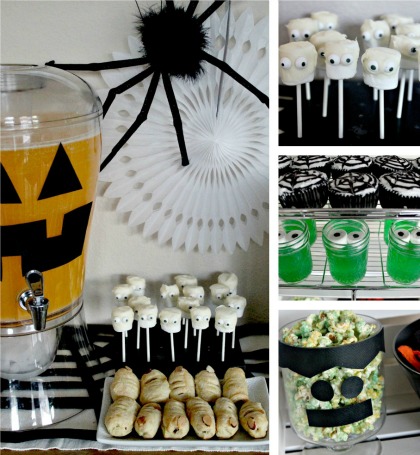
[[46, 0, 268, 171], [139, 4, 208, 79]]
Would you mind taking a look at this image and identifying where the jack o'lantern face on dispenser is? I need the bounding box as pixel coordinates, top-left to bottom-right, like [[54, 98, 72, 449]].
[[0, 136, 101, 328]]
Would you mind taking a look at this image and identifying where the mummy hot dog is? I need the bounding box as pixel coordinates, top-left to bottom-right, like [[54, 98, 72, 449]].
[[279, 41, 317, 137], [215, 305, 238, 362], [159, 307, 182, 362], [239, 401, 269, 439], [110, 366, 140, 401], [140, 369, 171, 404], [168, 366, 195, 402], [112, 305, 134, 362], [161, 399, 190, 439], [222, 367, 249, 404], [195, 366, 222, 403], [105, 396, 140, 437], [134, 403, 162, 439], [186, 397, 216, 440], [190, 306, 211, 361], [214, 397, 239, 439]]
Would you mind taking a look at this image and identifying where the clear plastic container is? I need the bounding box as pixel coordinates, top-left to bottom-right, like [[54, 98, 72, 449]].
[[279, 313, 386, 452]]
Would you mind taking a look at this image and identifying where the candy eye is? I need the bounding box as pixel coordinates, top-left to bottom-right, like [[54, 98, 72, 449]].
[[341, 54, 353, 65], [409, 47, 417, 55], [374, 29, 384, 39], [303, 29, 311, 39], [141, 315, 146, 320], [123, 317, 129, 323], [326, 22, 334, 30], [295, 56, 308, 69], [384, 60, 396, 73], [163, 318, 168, 324], [280, 57, 292, 69], [362, 31, 371, 41], [173, 319, 178, 324], [205, 317, 209, 321], [148, 315, 154, 320], [319, 50, 326, 58], [367, 60, 379, 72], [195, 316, 202, 322], [328, 54, 340, 65], [311, 380, 334, 402], [290, 29, 300, 40]]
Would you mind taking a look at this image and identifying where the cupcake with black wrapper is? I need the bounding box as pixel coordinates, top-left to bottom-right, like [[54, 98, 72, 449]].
[[278, 155, 292, 177], [379, 171, 420, 208], [328, 172, 379, 208], [279, 170, 329, 208], [412, 158, 420, 175], [331, 155, 373, 179], [372, 155, 413, 178], [291, 155, 333, 177]]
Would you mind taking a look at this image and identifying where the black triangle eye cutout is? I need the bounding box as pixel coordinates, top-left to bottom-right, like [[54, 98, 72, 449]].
[[38, 143, 82, 200], [1, 163, 22, 204]]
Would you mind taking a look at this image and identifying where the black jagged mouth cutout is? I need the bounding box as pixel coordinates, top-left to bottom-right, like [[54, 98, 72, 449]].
[[306, 399, 373, 427], [0, 202, 92, 279]]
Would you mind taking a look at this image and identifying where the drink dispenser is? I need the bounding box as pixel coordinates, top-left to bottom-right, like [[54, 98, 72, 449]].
[[0, 65, 102, 430]]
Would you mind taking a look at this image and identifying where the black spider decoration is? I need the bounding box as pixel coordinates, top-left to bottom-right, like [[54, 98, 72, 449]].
[[46, 0, 269, 171]]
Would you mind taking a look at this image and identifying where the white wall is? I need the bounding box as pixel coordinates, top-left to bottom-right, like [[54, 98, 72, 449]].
[[1, 1, 269, 325]]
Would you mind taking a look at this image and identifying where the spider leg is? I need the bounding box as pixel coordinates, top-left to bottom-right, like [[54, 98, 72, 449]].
[[186, 0, 199, 15], [201, 50, 269, 107], [197, 0, 225, 24], [100, 71, 161, 171], [45, 58, 148, 72], [161, 73, 189, 167], [102, 66, 154, 117]]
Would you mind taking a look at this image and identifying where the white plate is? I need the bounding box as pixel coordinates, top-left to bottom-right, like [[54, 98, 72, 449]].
[[96, 376, 269, 450]]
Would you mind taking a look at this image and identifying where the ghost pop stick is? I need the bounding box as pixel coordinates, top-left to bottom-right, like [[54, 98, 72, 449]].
[[215, 305, 237, 362], [324, 39, 360, 138], [112, 306, 134, 363], [159, 307, 182, 362], [133, 303, 158, 361], [279, 41, 317, 138], [191, 306, 211, 362]]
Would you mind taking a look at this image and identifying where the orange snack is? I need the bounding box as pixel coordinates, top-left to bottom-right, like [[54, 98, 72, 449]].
[[398, 345, 420, 372]]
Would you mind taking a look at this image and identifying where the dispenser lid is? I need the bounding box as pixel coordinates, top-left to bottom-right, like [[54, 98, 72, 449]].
[[1, 64, 102, 131]]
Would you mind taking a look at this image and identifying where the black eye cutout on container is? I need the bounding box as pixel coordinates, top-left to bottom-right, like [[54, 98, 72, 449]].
[[311, 376, 364, 401]]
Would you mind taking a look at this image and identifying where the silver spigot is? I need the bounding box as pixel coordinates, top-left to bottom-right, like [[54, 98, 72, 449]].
[[18, 270, 49, 331]]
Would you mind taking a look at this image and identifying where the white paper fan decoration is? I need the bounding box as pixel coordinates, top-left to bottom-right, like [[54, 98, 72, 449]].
[[98, 7, 269, 254]]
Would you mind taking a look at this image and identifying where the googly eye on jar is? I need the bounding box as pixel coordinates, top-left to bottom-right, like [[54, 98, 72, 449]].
[[387, 220, 420, 285], [322, 220, 370, 285]]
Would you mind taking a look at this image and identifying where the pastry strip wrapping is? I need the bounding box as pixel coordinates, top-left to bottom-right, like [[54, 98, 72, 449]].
[[222, 367, 249, 403], [169, 366, 195, 402], [105, 396, 140, 437], [140, 369, 171, 404], [195, 366, 222, 402], [110, 366, 140, 401], [186, 397, 216, 440], [239, 400, 269, 439], [214, 397, 239, 439], [134, 402, 162, 439], [161, 399, 190, 439]]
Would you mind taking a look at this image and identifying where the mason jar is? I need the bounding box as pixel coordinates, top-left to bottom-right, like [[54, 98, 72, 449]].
[[279, 219, 313, 283], [322, 219, 370, 285]]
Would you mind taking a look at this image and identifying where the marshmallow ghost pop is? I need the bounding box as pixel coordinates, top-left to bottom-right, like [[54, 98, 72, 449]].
[[159, 307, 182, 362], [174, 274, 197, 290], [310, 30, 347, 117], [360, 20, 391, 49], [126, 275, 146, 296], [177, 296, 200, 349], [225, 295, 247, 349], [286, 18, 319, 42], [324, 39, 360, 138], [133, 303, 157, 361], [390, 35, 420, 118], [380, 14, 414, 34], [112, 305, 134, 363], [191, 306, 211, 362], [311, 11, 338, 32], [112, 283, 132, 304], [279, 41, 317, 138], [209, 283, 230, 305], [160, 283, 179, 307], [362, 47, 401, 139], [217, 272, 238, 296], [215, 305, 238, 362]]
